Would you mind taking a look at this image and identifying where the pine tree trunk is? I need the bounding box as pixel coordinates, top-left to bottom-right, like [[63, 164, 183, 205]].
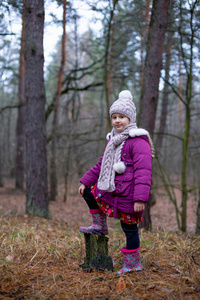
[[49, 0, 66, 201], [140, 0, 170, 135], [140, 0, 151, 97], [104, 0, 118, 132], [196, 190, 200, 235], [139, 0, 170, 230], [181, 105, 190, 232], [145, 0, 151, 41], [180, 1, 196, 232], [178, 53, 183, 132], [156, 34, 172, 150], [63, 139, 71, 203], [16, 0, 25, 189], [24, 0, 49, 218], [0, 137, 3, 187], [108, 12, 115, 101], [156, 0, 174, 151]]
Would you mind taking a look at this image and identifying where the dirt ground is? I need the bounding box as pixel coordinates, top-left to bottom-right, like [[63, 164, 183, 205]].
[[0, 180, 199, 300], [0, 179, 198, 233]]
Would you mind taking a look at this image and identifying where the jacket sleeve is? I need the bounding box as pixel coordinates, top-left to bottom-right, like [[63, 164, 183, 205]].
[[80, 156, 103, 187], [131, 137, 152, 202]]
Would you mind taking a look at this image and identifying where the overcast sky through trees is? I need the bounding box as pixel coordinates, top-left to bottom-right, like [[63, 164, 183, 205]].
[[4, 0, 102, 70]]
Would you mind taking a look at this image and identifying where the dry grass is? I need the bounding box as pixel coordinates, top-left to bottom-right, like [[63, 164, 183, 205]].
[[0, 181, 199, 299], [0, 214, 200, 300]]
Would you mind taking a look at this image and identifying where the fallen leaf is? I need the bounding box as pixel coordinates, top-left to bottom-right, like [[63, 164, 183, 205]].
[[116, 277, 126, 291], [6, 255, 14, 262], [146, 284, 156, 290]]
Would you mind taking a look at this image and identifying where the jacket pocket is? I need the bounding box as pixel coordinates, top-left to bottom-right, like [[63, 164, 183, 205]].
[[115, 172, 134, 196]]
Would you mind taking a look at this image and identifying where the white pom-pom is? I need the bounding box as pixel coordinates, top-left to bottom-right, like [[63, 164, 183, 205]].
[[113, 161, 126, 174], [106, 132, 111, 140], [118, 90, 132, 101]]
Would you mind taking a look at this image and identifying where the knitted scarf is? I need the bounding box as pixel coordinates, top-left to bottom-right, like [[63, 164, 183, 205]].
[[97, 123, 137, 192]]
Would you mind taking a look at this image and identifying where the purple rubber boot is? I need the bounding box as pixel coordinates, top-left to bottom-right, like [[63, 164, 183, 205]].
[[116, 246, 142, 274], [79, 209, 108, 236]]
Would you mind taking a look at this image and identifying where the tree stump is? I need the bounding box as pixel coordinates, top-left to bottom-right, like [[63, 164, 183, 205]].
[[81, 233, 113, 272]]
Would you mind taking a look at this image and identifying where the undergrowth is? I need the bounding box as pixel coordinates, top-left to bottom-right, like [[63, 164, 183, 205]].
[[0, 214, 199, 299]]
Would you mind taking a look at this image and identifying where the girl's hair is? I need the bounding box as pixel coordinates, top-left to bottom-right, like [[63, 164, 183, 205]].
[[147, 135, 155, 158]]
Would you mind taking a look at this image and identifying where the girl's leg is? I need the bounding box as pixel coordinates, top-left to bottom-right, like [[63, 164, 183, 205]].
[[79, 187, 108, 236], [120, 222, 139, 250], [82, 187, 99, 209], [116, 222, 142, 274]]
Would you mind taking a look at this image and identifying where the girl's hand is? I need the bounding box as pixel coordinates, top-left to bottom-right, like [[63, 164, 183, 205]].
[[78, 184, 86, 196], [134, 201, 145, 212]]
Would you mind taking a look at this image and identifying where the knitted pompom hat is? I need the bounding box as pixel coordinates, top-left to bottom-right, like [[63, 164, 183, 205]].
[[109, 90, 136, 124]]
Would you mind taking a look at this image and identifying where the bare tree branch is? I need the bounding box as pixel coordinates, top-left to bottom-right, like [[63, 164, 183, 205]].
[[161, 76, 187, 106], [0, 103, 25, 114], [154, 131, 184, 141], [62, 81, 103, 93], [192, 255, 200, 266], [0, 32, 15, 36]]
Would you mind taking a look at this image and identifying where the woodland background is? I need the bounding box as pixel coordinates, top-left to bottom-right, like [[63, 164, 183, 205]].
[[0, 1, 200, 299], [0, 0, 200, 235]]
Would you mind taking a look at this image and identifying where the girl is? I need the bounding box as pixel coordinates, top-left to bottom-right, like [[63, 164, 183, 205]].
[[78, 90, 153, 274]]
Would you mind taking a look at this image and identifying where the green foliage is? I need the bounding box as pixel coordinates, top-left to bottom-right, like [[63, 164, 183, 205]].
[[7, 0, 23, 12], [0, 0, 23, 17]]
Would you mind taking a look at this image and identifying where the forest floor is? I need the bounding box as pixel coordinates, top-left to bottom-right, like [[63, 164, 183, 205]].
[[0, 180, 200, 299]]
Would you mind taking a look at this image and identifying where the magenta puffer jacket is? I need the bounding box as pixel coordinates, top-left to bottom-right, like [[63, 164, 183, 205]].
[[80, 135, 152, 218]]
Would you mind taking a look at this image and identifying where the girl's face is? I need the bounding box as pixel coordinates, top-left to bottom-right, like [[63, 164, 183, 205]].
[[111, 113, 130, 133]]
